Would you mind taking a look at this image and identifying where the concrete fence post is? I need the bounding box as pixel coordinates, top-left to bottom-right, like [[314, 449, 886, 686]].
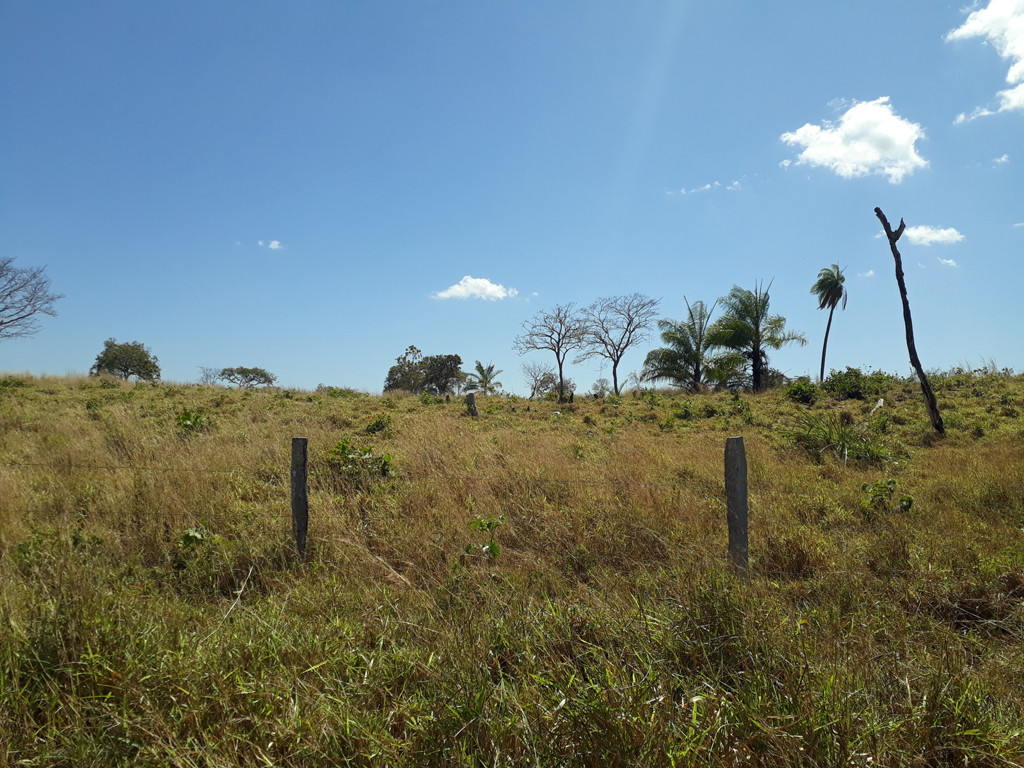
[[291, 437, 308, 558], [725, 436, 749, 577]]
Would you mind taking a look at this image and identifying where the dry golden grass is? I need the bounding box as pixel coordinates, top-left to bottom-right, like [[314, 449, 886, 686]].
[[1, 372, 1023, 765]]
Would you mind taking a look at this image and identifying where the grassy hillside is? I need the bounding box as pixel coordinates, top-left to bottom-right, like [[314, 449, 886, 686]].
[[1, 371, 1023, 766]]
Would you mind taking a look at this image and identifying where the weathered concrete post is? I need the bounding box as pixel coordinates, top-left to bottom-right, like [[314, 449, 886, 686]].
[[291, 437, 308, 558], [465, 392, 478, 417], [725, 436, 749, 577]]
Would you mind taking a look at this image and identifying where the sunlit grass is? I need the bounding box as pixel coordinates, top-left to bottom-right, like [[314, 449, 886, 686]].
[[1, 372, 1023, 765]]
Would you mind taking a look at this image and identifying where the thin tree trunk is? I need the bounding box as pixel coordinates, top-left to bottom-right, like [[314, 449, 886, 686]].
[[611, 360, 620, 396], [819, 305, 835, 383], [874, 207, 944, 435]]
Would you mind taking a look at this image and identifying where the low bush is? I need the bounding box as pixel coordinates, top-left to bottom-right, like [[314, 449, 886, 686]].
[[788, 411, 892, 464], [784, 377, 819, 405], [823, 367, 897, 401]]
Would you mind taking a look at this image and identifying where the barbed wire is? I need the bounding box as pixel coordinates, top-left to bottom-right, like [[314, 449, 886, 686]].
[[1, 460, 249, 475], [2, 462, 1015, 540]]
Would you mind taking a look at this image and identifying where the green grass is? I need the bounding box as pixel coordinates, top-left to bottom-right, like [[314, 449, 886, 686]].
[[1, 372, 1023, 766]]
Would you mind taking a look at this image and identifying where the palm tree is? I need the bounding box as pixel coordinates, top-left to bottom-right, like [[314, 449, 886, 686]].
[[810, 264, 847, 383], [465, 361, 503, 394], [711, 281, 807, 392], [641, 298, 744, 391]]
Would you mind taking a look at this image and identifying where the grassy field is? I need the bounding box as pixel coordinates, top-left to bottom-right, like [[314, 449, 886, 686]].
[[1, 371, 1023, 767]]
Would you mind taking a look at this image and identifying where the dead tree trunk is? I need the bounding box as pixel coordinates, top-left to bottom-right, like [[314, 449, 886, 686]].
[[874, 207, 944, 435]]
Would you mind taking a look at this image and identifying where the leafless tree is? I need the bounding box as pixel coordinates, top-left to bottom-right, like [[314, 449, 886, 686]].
[[576, 293, 661, 395], [513, 303, 585, 401], [875, 207, 944, 434], [520, 359, 557, 399], [0, 258, 63, 340]]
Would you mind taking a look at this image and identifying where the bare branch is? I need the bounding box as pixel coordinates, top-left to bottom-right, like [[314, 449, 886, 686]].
[[576, 293, 661, 395], [513, 303, 586, 400], [0, 258, 64, 340]]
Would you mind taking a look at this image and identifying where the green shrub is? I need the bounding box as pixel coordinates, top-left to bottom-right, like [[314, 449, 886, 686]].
[[315, 385, 364, 399], [860, 478, 913, 523], [784, 377, 819, 405], [823, 367, 897, 401], [325, 437, 395, 490], [365, 412, 392, 435], [176, 407, 212, 434], [788, 412, 891, 464]]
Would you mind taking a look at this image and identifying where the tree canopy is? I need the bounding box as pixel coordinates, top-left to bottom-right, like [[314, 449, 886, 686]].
[[710, 283, 806, 392], [642, 298, 744, 392], [465, 361, 503, 394], [810, 264, 848, 383], [219, 367, 277, 388], [90, 338, 161, 381], [383, 346, 465, 395]]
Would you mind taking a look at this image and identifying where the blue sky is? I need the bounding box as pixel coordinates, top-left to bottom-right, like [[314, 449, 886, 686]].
[[2, 1, 1022, 393]]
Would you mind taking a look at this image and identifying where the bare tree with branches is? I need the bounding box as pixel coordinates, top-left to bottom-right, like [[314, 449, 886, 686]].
[[0, 258, 63, 340], [521, 360, 557, 399], [513, 303, 586, 401], [576, 293, 661, 396]]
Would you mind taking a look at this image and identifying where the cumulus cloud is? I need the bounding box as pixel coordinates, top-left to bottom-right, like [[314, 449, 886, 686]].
[[947, 0, 1024, 121], [433, 276, 518, 301], [780, 97, 928, 183], [995, 153, 1011, 164], [937, 257, 959, 267], [257, 239, 285, 250], [858, 269, 875, 278], [903, 226, 965, 246]]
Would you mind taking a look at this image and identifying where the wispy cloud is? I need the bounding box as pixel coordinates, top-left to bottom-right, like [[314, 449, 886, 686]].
[[1014, 221, 1024, 227], [667, 179, 743, 195], [780, 97, 927, 183], [858, 269, 875, 278], [433, 276, 518, 301], [903, 225, 965, 246], [257, 239, 285, 250], [937, 257, 959, 268], [947, 0, 1024, 121], [995, 153, 1011, 164]]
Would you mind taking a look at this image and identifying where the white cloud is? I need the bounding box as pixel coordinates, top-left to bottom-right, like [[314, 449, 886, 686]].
[[1015, 221, 1024, 227], [903, 225, 965, 245], [669, 179, 745, 195], [267, 240, 283, 250], [937, 257, 959, 267], [947, 0, 1024, 120], [858, 269, 875, 278], [257, 240, 264, 246], [433, 275, 518, 301], [995, 153, 1011, 163], [780, 97, 928, 183]]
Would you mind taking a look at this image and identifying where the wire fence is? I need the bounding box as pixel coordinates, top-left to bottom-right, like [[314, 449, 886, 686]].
[[0, 454, 968, 535]]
